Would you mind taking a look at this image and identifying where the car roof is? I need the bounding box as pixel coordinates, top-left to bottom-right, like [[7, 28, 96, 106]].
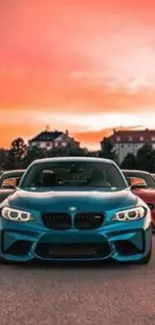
[[122, 169, 150, 175], [1, 169, 26, 176], [31, 156, 114, 165]]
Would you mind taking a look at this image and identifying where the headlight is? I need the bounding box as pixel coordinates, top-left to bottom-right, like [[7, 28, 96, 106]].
[[1, 207, 34, 222], [113, 207, 146, 222]]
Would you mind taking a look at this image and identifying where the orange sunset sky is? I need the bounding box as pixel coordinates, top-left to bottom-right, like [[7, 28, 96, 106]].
[[1, 0, 155, 149]]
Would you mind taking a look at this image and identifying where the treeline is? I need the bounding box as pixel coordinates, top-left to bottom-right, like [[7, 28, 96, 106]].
[[0, 137, 155, 173], [121, 143, 155, 172], [100, 139, 155, 172], [0, 137, 117, 170], [0, 138, 94, 170]]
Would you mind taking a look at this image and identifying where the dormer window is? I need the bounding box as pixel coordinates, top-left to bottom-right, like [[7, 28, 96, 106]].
[[129, 137, 132, 141], [152, 137, 155, 141], [117, 136, 121, 142], [140, 136, 144, 141]]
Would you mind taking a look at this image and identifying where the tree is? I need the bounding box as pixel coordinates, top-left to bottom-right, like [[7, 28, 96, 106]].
[[121, 153, 136, 169], [135, 143, 155, 172], [47, 146, 69, 158], [23, 147, 48, 167], [0, 149, 9, 171], [23, 145, 89, 168], [146, 150, 155, 173], [68, 146, 88, 157], [8, 138, 27, 169], [99, 138, 117, 162], [121, 143, 155, 172], [47, 145, 88, 158]]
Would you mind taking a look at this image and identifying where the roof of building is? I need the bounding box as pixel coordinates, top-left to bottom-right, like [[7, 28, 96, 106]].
[[106, 129, 155, 144], [29, 131, 64, 142]]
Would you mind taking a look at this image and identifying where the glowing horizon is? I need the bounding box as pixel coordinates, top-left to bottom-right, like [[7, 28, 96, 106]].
[[1, 0, 155, 149]]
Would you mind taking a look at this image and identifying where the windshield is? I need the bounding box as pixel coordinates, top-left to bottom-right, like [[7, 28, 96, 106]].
[[123, 172, 155, 189], [19, 161, 127, 189]]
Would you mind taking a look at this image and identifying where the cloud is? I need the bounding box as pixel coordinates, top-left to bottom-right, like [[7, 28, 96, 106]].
[[0, 110, 146, 131], [1, 108, 154, 148], [73, 125, 144, 149], [1, 0, 155, 147]]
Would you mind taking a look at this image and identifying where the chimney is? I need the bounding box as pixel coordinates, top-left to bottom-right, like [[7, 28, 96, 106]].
[[65, 130, 69, 136], [45, 125, 50, 132]]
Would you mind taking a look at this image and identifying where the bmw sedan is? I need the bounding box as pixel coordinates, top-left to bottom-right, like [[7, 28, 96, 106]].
[[0, 157, 152, 264]]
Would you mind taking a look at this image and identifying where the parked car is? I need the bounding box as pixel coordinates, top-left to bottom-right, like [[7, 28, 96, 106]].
[[122, 169, 155, 231], [0, 170, 26, 204], [0, 157, 152, 264]]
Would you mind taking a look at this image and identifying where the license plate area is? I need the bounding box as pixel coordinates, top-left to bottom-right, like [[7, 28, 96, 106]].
[[36, 243, 111, 259], [49, 245, 97, 257]]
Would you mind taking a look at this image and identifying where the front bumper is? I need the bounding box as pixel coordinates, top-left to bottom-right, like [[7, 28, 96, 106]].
[[0, 214, 152, 263]]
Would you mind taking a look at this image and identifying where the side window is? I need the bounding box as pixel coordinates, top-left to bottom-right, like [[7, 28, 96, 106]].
[[126, 176, 146, 186], [1, 177, 18, 188]]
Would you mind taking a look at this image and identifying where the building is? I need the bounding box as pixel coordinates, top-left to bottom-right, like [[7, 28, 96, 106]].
[[101, 129, 155, 164], [29, 130, 80, 150]]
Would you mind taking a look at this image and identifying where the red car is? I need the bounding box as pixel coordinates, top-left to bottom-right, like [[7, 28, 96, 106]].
[[122, 169, 155, 231]]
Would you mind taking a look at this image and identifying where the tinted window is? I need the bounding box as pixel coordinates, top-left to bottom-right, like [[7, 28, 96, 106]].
[[20, 161, 127, 189], [123, 172, 155, 189], [126, 176, 147, 186], [1, 177, 17, 188]]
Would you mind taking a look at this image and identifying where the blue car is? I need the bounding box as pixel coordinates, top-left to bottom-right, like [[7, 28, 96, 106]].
[[0, 157, 152, 264]]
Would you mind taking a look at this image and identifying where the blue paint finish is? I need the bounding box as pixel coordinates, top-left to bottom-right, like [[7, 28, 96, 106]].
[[0, 157, 152, 263]]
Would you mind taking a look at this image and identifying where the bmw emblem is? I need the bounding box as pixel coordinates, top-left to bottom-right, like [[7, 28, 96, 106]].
[[68, 206, 77, 213]]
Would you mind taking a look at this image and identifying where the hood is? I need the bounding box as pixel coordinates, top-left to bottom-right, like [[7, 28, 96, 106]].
[[7, 187, 138, 213], [132, 187, 155, 201]]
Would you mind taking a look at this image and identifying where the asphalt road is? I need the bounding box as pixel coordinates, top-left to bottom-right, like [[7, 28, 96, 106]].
[[1, 239, 155, 325]]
